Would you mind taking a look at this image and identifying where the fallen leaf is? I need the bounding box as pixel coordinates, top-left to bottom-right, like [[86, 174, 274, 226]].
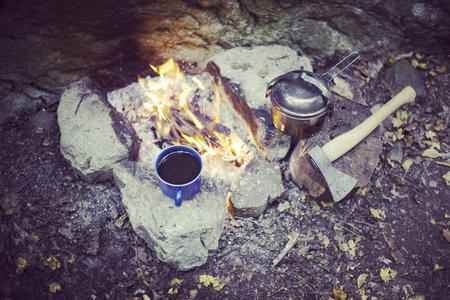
[[422, 148, 441, 158], [170, 278, 181, 285], [357, 273, 368, 288], [28, 232, 40, 243], [322, 235, 330, 248], [392, 117, 404, 128], [189, 289, 198, 299], [443, 229, 450, 243], [411, 58, 419, 68], [15, 257, 28, 274], [402, 159, 413, 172], [49, 282, 61, 293], [425, 130, 436, 140], [333, 287, 347, 300], [142, 295, 151, 300], [416, 53, 425, 60], [277, 201, 291, 212], [380, 267, 397, 283], [443, 172, 450, 186], [436, 66, 447, 73], [431, 219, 436, 225], [429, 180, 437, 188], [348, 239, 357, 257], [44, 256, 61, 270], [199, 275, 225, 291], [370, 208, 387, 221], [67, 255, 76, 264], [168, 288, 178, 294], [435, 120, 446, 131]]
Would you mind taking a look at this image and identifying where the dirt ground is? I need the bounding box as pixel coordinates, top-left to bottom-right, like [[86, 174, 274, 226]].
[[1, 52, 449, 300]]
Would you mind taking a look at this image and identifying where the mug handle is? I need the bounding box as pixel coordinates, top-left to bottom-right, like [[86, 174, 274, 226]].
[[175, 188, 182, 206]]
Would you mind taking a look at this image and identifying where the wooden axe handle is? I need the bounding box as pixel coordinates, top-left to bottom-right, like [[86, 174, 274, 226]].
[[322, 86, 416, 162]]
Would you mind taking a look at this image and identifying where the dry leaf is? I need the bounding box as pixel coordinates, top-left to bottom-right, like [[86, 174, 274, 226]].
[[425, 130, 436, 140], [67, 255, 76, 264], [380, 267, 397, 283], [429, 180, 437, 188], [277, 201, 291, 212], [411, 58, 419, 68], [435, 120, 446, 131], [49, 282, 61, 293], [357, 273, 368, 288], [422, 148, 441, 158], [370, 208, 387, 220], [333, 287, 347, 300], [392, 117, 404, 128], [44, 256, 61, 270], [443, 229, 450, 243], [28, 232, 40, 243], [322, 235, 330, 248], [15, 257, 28, 274], [402, 159, 413, 172], [170, 278, 181, 285], [168, 288, 178, 294], [189, 289, 198, 299], [443, 172, 450, 186], [436, 66, 447, 73], [416, 53, 425, 60], [199, 275, 225, 291]]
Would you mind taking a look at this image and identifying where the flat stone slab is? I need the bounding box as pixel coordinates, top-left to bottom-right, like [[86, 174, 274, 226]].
[[232, 159, 284, 217], [57, 76, 139, 183], [113, 160, 230, 271]]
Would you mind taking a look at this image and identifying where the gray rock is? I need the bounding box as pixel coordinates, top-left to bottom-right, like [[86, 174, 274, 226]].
[[113, 161, 230, 271], [393, 60, 425, 96], [232, 159, 284, 218], [388, 141, 403, 163], [29, 109, 56, 132], [57, 76, 140, 183], [210, 45, 312, 160]]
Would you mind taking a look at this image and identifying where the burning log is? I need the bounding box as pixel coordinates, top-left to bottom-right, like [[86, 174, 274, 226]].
[[206, 61, 292, 161]]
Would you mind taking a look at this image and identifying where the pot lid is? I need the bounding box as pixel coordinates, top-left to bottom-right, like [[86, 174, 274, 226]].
[[268, 71, 332, 118]]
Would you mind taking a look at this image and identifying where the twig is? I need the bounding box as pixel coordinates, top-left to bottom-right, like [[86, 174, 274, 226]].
[[272, 231, 299, 268]]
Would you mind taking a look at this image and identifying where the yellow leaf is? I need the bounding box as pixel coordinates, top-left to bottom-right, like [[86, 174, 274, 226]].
[[418, 63, 427, 69], [189, 289, 198, 299], [406, 136, 413, 147], [392, 117, 404, 128], [436, 66, 447, 73], [380, 267, 396, 283], [214, 283, 225, 291], [348, 240, 357, 257], [333, 287, 347, 300], [67, 255, 76, 264], [322, 235, 330, 248], [434, 264, 443, 270], [424, 123, 432, 130], [422, 148, 441, 158], [370, 208, 387, 220], [416, 53, 425, 60], [168, 288, 178, 294], [402, 159, 413, 172], [429, 71, 437, 77], [15, 257, 28, 274], [199, 274, 224, 291], [321, 201, 334, 207], [389, 56, 397, 63], [411, 58, 419, 68], [435, 120, 446, 131], [444, 172, 450, 186], [357, 273, 368, 288], [142, 295, 151, 300], [431, 218, 436, 225], [425, 130, 436, 140], [49, 282, 61, 293], [28, 232, 40, 243], [170, 278, 181, 285], [44, 256, 61, 270]]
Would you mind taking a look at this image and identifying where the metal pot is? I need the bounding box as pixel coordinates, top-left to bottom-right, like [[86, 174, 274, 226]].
[[266, 52, 360, 137]]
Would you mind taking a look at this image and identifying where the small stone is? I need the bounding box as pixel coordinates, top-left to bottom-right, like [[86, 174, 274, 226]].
[[231, 159, 284, 217], [388, 141, 403, 163], [393, 60, 425, 96]]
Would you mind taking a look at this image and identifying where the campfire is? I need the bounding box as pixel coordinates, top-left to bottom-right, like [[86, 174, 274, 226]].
[[108, 59, 254, 187]]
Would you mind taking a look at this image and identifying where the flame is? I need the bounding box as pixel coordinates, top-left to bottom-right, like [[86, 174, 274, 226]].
[[134, 59, 249, 163]]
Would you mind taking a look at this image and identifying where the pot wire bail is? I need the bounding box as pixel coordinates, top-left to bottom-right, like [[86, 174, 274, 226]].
[[321, 51, 360, 83]]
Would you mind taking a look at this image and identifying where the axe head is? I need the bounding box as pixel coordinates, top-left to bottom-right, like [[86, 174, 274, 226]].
[[306, 146, 358, 202]]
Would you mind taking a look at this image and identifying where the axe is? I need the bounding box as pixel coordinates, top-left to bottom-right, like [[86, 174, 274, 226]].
[[290, 86, 416, 202]]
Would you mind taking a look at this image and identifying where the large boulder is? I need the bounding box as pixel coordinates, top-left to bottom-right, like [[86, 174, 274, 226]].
[[57, 77, 140, 182]]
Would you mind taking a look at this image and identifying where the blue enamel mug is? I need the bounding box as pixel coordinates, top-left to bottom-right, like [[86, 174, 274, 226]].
[[156, 145, 202, 206]]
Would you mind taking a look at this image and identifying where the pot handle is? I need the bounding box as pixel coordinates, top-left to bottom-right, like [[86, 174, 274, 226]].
[[321, 51, 360, 83]]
